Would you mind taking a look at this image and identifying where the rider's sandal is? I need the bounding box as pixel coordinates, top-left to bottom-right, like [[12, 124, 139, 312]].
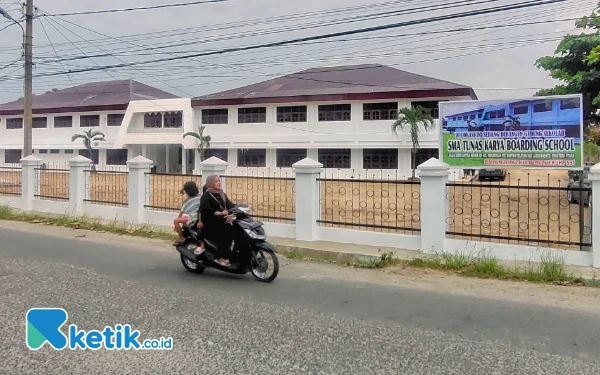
[[216, 258, 230, 266]]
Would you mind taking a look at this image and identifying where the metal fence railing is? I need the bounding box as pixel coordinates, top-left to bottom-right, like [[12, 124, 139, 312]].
[[0, 166, 22, 197], [144, 173, 202, 212], [34, 167, 69, 201], [84, 170, 129, 207], [224, 173, 296, 223], [317, 172, 421, 234], [446, 172, 592, 251]]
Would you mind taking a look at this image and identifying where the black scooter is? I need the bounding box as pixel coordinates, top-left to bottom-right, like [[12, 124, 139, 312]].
[[175, 205, 279, 283]]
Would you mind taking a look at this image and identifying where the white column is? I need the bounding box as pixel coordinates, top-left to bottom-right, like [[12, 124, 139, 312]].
[[127, 156, 153, 223], [200, 156, 228, 188], [181, 146, 187, 175], [588, 163, 600, 268], [20, 155, 43, 210], [417, 158, 450, 254], [292, 157, 323, 242], [141, 145, 147, 158], [68, 155, 92, 216], [165, 145, 170, 174]]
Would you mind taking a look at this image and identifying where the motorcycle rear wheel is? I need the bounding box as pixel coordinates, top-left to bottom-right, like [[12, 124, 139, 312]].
[[180, 254, 205, 274]]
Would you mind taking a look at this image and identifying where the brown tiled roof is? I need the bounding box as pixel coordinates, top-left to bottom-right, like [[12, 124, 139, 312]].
[[0, 79, 179, 115], [193, 64, 477, 105]]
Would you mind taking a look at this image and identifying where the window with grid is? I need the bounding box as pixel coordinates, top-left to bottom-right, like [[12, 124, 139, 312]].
[[32, 117, 48, 129], [50, 149, 60, 154], [79, 149, 99, 164], [80, 115, 100, 127], [64, 149, 74, 154], [202, 109, 228, 124], [6, 118, 22, 129], [276, 149, 307, 167], [4, 149, 21, 163], [318, 149, 351, 169], [107, 114, 125, 126], [144, 113, 163, 128], [38, 149, 48, 154], [318, 104, 351, 121], [276, 106, 307, 122], [164, 112, 183, 128], [238, 107, 267, 123], [107, 149, 128, 165], [363, 149, 398, 169], [412, 148, 439, 167], [363, 102, 398, 120], [54, 116, 73, 128], [205, 149, 228, 162], [238, 149, 266, 167], [411, 101, 442, 119]]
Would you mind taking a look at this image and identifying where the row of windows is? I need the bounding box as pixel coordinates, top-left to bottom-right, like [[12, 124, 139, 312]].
[[200, 101, 442, 124], [3, 114, 125, 130], [205, 148, 437, 169], [5, 148, 437, 169], [5, 149, 128, 165]]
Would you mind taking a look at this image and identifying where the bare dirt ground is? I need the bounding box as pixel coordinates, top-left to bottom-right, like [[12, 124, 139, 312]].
[[0, 168, 589, 249]]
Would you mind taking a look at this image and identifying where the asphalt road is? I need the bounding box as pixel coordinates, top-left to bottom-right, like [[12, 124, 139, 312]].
[[1, 224, 599, 375]]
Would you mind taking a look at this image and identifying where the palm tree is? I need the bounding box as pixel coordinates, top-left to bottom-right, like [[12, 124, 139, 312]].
[[183, 125, 212, 162], [71, 129, 106, 171], [391, 106, 436, 180]]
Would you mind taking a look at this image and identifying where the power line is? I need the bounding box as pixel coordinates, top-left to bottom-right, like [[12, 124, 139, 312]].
[[1, 0, 441, 51], [24, 0, 568, 79], [41, 10, 196, 98], [44, 0, 232, 17], [31, 0, 495, 59]]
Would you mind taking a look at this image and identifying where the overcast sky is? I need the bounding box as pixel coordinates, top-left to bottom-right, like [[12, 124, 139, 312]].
[[0, 0, 596, 103]]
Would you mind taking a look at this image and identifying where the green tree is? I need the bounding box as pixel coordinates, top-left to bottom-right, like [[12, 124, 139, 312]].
[[71, 129, 106, 171], [535, 5, 600, 125], [391, 107, 436, 180], [183, 125, 212, 162]]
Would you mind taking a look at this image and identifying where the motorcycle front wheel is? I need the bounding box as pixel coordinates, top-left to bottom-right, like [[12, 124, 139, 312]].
[[250, 249, 279, 283], [180, 254, 205, 274]]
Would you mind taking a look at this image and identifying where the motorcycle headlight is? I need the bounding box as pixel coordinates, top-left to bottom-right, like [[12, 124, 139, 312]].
[[244, 228, 266, 240]]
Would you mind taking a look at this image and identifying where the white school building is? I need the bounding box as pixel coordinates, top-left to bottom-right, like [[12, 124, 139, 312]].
[[0, 64, 477, 177]]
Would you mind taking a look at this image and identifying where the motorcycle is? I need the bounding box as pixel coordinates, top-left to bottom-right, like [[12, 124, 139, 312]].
[[174, 205, 279, 283]]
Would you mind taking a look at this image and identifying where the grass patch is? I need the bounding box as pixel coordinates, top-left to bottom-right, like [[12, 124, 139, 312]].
[[355, 251, 402, 269], [408, 249, 595, 287], [0, 205, 177, 241]]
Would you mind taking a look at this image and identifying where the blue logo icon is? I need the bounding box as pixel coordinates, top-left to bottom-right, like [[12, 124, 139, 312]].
[[26, 308, 172, 350]]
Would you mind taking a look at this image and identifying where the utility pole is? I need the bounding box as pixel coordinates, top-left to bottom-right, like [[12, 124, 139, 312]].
[[23, 0, 34, 157]]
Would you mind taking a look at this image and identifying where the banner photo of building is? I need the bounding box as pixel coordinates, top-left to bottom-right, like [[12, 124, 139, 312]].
[[439, 94, 584, 169]]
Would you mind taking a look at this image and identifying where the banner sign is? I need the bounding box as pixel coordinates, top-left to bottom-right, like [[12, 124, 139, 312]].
[[439, 94, 584, 169]]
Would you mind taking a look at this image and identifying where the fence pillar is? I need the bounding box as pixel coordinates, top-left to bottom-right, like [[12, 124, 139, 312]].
[[127, 156, 153, 223], [68, 155, 92, 216], [292, 158, 323, 242], [417, 158, 450, 254], [588, 163, 600, 268], [20, 155, 43, 211], [199, 157, 228, 187]]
